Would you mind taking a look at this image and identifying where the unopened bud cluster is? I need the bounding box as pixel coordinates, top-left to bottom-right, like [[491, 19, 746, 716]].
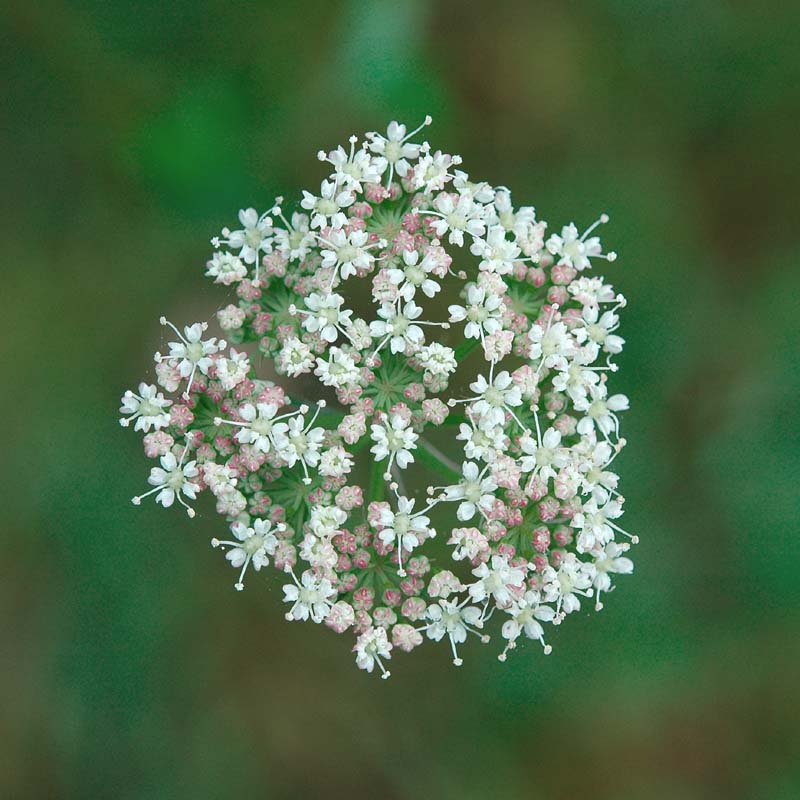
[[120, 118, 635, 677]]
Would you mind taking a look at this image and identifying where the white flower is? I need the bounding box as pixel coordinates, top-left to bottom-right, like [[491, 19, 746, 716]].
[[318, 445, 353, 478], [299, 533, 337, 570], [216, 348, 250, 391], [489, 188, 537, 236], [447, 527, 490, 562], [272, 410, 326, 484], [377, 494, 435, 576], [466, 370, 523, 428], [428, 191, 486, 246], [308, 504, 348, 538], [353, 626, 393, 678], [574, 387, 629, 438], [515, 218, 548, 259], [519, 428, 567, 481], [470, 224, 520, 275], [212, 518, 281, 590], [528, 320, 577, 371], [157, 319, 225, 397], [500, 591, 555, 657], [422, 599, 484, 666], [546, 215, 616, 271], [366, 116, 430, 184], [314, 347, 361, 388], [457, 419, 505, 462], [551, 360, 601, 403], [574, 303, 625, 355], [320, 137, 386, 192], [574, 435, 619, 499], [212, 207, 273, 266], [132, 450, 199, 517], [369, 300, 426, 355], [119, 383, 171, 432], [443, 462, 498, 521], [591, 542, 634, 609], [320, 227, 384, 285], [205, 251, 247, 285], [448, 284, 503, 340], [452, 171, 495, 204], [542, 555, 596, 619], [417, 342, 457, 378], [201, 461, 238, 495], [226, 402, 279, 454], [412, 148, 460, 194], [298, 292, 353, 343], [272, 210, 314, 262], [370, 414, 418, 477], [283, 570, 337, 623], [300, 179, 354, 230], [277, 337, 314, 377], [571, 497, 625, 552], [569, 276, 617, 306], [468, 554, 526, 609], [386, 249, 440, 300]]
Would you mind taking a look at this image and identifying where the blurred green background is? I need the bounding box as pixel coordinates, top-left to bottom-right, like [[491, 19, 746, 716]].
[[3, 1, 799, 798]]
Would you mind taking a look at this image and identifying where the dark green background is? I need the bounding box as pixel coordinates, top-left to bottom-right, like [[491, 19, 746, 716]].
[[3, 2, 799, 798]]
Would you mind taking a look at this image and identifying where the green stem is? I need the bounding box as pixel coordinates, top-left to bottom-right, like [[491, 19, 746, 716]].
[[292, 501, 307, 542], [440, 411, 469, 426], [415, 439, 462, 481], [454, 337, 481, 362], [369, 459, 386, 503]]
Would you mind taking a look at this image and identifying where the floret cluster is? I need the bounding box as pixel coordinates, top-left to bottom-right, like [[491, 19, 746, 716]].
[[120, 118, 635, 677]]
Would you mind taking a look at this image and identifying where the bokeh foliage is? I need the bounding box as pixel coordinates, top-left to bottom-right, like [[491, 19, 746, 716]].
[[2, 1, 799, 798]]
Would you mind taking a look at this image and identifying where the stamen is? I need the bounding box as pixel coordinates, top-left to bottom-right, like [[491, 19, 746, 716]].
[[403, 115, 433, 142], [449, 635, 462, 666], [159, 316, 190, 344], [580, 213, 610, 241], [235, 555, 251, 591]]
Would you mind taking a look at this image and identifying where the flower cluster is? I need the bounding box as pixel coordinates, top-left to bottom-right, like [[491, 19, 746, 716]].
[[121, 117, 635, 678]]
